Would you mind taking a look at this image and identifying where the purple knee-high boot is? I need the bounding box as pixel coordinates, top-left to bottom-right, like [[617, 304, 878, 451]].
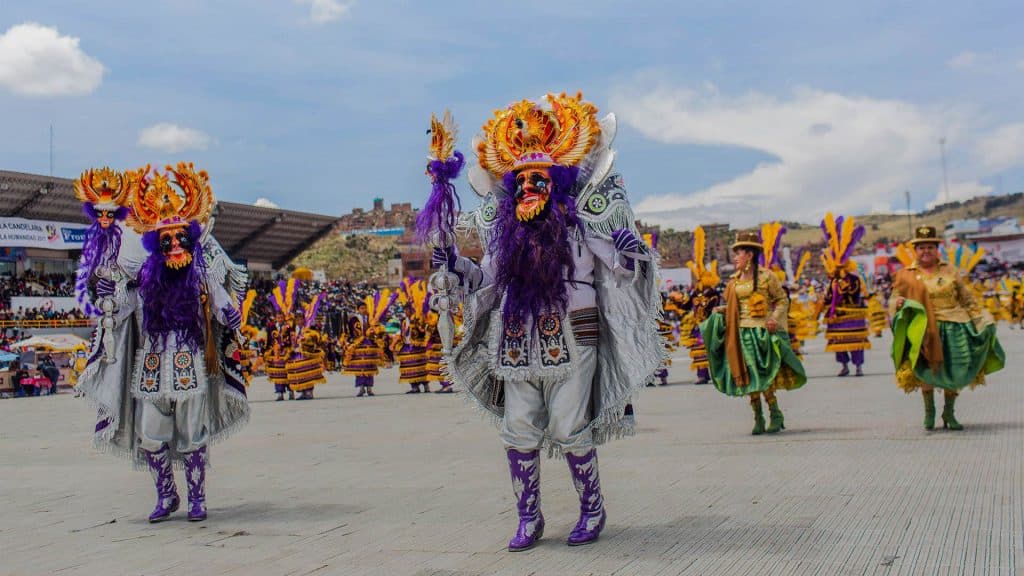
[[506, 449, 544, 551], [565, 449, 606, 546], [144, 445, 180, 523], [182, 447, 207, 522]]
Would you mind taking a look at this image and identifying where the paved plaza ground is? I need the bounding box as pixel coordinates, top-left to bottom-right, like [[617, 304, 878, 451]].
[[1, 330, 1022, 576]]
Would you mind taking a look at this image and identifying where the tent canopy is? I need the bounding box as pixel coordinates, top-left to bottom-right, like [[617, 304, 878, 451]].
[[10, 334, 89, 353]]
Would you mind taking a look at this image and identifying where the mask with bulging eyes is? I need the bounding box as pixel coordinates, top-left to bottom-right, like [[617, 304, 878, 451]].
[[159, 226, 194, 269], [95, 209, 117, 229], [514, 167, 551, 222]]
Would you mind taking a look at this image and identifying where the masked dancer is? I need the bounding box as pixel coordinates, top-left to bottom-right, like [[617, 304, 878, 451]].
[[428, 94, 662, 550], [81, 163, 249, 522]]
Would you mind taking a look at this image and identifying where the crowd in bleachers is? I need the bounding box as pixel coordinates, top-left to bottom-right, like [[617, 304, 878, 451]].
[[0, 272, 84, 323], [0, 271, 386, 330], [0, 307, 89, 322], [0, 271, 75, 303]]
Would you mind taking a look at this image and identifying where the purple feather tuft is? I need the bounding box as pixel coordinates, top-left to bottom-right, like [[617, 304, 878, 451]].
[[840, 224, 866, 263], [305, 292, 325, 328], [417, 150, 465, 245]]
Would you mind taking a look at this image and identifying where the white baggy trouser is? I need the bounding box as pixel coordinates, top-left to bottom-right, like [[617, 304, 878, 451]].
[[500, 345, 596, 453], [136, 395, 210, 454]]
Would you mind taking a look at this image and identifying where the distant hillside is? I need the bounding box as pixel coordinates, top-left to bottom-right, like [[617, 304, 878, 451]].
[[291, 233, 398, 282], [652, 192, 1024, 270], [783, 192, 1024, 247], [290, 192, 1024, 282]]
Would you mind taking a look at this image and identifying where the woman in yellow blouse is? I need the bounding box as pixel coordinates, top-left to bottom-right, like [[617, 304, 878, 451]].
[[701, 232, 807, 435], [890, 226, 1005, 430]]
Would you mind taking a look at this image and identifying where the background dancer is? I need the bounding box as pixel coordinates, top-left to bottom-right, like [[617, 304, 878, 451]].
[[684, 226, 721, 385], [702, 232, 807, 435], [890, 226, 1005, 430], [820, 213, 871, 377], [343, 292, 393, 397]]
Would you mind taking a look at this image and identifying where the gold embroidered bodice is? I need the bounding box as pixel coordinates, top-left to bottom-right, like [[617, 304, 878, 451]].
[[890, 262, 982, 323], [731, 271, 789, 330]]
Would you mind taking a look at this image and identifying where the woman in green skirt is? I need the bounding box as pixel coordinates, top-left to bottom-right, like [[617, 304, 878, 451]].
[[701, 231, 807, 435], [889, 226, 1005, 430]]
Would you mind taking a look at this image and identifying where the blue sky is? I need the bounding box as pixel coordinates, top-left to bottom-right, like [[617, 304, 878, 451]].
[[2, 1, 1023, 228]]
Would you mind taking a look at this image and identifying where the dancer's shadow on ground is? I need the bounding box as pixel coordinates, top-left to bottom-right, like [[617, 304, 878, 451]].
[[212, 500, 367, 524], [116, 501, 366, 529], [948, 421, 1024, 434], [575, 514, 823, 557]]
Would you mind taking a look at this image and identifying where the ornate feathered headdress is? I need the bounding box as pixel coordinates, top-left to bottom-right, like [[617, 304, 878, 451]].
[[364, 289, 398, 328], [430, 111, 458, 163], [302, 292, 325, 328], [240, 289, 256, 326], [685, 226, 720, 289], [269, 279, 299, 317], [74, 167, 128, 211], [397, 278, 431, 324], [759, 222, 788, 281], [820, 213, 865, 277], [477, 92, 601, 179], [793, 251, 811, 283], [126, 162, 214, 233], [239, 289, 258, 338], [894, 242, 915, 268], [944, 243, 986, 276]]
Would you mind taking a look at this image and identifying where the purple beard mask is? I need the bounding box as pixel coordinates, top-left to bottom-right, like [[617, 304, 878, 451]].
[[138, 220, 206, 352], [76, 204, 128, 316], [493, 165, 580, 325]]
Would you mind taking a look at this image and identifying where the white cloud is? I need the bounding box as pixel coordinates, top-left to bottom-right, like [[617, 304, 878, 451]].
[[0, 22, 105, 96], [137, 123, 212, 153], [947, 51, 981, 69], [254, 197, 280, 208], [928, 181, 993, 208], [977, 122, 1024, 172], [610, 81, 996, 228], [297, 0, 353, 24]]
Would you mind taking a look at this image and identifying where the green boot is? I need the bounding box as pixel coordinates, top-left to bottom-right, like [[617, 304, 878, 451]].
[[922, 389, 936, 430], [750, 396, 765, 436], [942, 391, 963, 430], [766, 398, 785, 433]]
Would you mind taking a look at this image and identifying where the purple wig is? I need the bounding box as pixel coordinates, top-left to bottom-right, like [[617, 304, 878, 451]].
[[76, 204, 129, 316], [138, 220, 207, 352], [492, 164, 580, 325], [416, 150, 465, 244]]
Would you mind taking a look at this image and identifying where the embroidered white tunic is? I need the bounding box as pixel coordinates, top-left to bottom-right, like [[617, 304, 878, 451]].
[[121, 280, 236, 402]]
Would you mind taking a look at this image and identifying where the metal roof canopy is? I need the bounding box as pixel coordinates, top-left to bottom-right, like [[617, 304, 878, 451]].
[[0, 170, 339, 269]]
